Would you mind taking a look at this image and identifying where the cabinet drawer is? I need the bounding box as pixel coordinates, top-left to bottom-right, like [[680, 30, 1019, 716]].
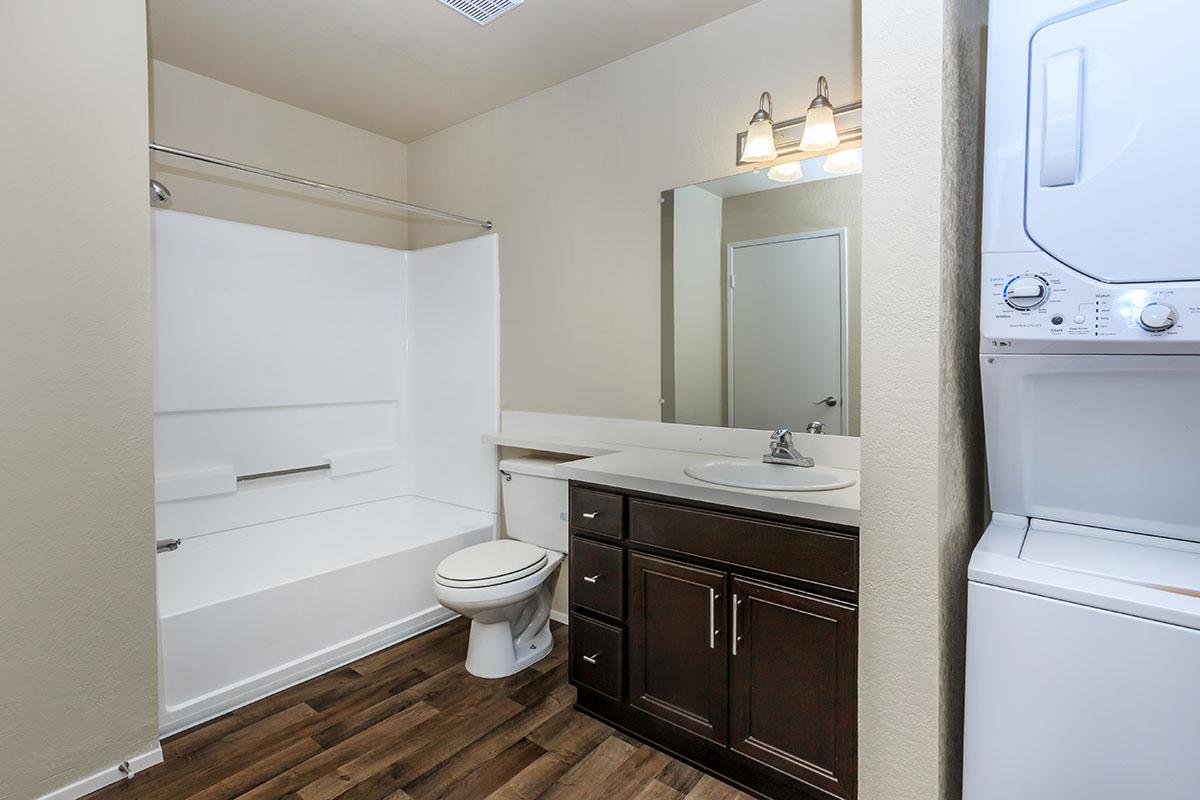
[[629, 499, 857, 595], [570, 536, 624, 620], [570, 486, 624, 540], [569, 615, 624, 701]]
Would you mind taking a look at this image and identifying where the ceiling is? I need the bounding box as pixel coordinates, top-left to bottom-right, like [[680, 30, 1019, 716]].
[[147, 0, 764, 143]]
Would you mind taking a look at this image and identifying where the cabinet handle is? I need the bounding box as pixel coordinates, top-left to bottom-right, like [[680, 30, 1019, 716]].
[[708, 589, 719, 649], [581, 511, 601, 520], [582, 652, 601, 665], [732, 593, 742, 656], [583, 574, 602, 584]]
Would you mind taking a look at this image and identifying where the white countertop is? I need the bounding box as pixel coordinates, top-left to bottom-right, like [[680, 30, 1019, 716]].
[[555, 447, 859, 528], [486, 416, 860, 527]]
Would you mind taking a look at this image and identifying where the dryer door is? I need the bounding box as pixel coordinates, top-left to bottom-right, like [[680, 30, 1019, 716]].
[[1025, 0, 1200, 283], [982, 354, 1200, 541]]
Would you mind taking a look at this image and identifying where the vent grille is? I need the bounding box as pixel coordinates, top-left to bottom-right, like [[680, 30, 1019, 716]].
[[437, 0, 524, 26]]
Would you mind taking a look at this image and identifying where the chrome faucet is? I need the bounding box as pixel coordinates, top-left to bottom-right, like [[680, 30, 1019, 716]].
[[763, 428, 814, 468]]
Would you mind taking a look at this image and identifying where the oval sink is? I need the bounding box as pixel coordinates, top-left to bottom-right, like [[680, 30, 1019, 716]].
[[684, 459, 856, 492]]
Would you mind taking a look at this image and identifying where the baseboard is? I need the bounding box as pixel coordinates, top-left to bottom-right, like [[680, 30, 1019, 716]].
[[160, 606, 458, 736], [550, 609, 570, 625], [36, 745, 162, 800]]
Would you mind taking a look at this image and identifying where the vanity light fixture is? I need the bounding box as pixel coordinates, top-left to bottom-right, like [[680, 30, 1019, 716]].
[[799, 76, 841, 152], [767, 160, 805, 183], [741, 92, 778, 162], [824, 147, 862, 174]]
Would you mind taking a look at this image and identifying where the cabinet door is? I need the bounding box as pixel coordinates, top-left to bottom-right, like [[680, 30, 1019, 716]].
[[628, 552, 728, 744], [730, 577, 857, 799]]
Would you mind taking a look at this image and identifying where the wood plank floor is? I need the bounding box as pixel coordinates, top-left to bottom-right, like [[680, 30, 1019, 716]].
[[86, 619, 752, 800]]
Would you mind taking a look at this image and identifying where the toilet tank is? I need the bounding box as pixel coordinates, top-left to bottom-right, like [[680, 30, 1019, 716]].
[[499, 455, 572, 553]]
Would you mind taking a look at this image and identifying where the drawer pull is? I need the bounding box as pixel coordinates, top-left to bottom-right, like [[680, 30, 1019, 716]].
[[582, 652, 601, 665], [583, 574, 602, 584], [581, 511, 602, 520]]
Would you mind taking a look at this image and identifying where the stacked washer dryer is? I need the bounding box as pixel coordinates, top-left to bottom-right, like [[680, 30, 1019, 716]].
[[963, 2, 1200, 799]]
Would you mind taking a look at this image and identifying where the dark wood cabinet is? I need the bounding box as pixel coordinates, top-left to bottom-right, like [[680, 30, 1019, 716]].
[[628, 553, 728, 744], [569, 482, 858, 800], [730, 577, 857, 798]]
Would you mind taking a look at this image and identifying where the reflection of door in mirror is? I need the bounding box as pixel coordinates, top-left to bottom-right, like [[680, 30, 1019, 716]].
[[661, 161, 861, 436], [728, 230, 847, 434]]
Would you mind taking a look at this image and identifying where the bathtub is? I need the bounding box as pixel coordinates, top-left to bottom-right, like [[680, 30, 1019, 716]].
[[156, 495, 493, 734]]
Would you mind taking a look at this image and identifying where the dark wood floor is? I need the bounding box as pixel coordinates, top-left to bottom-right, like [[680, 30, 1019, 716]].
[[87, 619, 751, 800]]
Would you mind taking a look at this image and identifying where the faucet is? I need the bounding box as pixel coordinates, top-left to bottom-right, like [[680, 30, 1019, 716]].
[[805, 420, 825, 435], [763, 428, 814, 468]]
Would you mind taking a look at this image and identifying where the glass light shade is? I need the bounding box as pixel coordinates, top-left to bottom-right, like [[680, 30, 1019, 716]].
[[767, 160, 804, 183], [824, 147, 862, 174], [799, 103, 840, 152], [742, 118, 778, 162]]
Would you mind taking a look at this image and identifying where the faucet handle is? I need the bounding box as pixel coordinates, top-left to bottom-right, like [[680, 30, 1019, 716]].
[[770, 428, 793, 445]]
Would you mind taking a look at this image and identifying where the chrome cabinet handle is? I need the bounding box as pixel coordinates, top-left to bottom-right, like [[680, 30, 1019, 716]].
[[581, 511, 601, 520], [813, 395, 838, 407], [732, 593, 743, 656], [582, 653, 601, 665], [708, 589, 720, 649], [583, 574, 602, 584]]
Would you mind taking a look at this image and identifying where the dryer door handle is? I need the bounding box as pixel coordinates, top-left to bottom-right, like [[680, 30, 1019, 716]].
[[1040, 48, 1083, 188]]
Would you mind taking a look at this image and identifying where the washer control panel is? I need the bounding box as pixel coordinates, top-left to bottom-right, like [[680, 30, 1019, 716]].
[[982, 253, 1200, 352]]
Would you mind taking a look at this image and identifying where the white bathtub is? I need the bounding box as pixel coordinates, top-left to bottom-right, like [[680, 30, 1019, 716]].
[[156, 495, 493, 734]]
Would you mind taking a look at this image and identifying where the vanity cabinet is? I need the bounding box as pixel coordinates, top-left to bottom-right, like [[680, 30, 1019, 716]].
[[568, 482, 859, 800]]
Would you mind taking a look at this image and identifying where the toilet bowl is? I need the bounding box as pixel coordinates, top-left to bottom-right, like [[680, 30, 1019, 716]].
[[434, 455, 570, 678]]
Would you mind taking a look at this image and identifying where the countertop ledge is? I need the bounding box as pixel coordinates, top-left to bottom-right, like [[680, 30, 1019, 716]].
[[485, 431, 860, 528]]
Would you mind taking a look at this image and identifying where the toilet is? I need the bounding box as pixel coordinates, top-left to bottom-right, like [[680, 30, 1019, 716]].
[[434, 455, 569, 678]]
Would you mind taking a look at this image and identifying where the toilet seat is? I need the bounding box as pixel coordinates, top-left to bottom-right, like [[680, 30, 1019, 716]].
[[435, 539, 549, 589]]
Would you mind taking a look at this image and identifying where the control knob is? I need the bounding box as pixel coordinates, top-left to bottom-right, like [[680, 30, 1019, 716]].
[[1004, 276, 1049, 310], [1138, 303, 1178, 332]]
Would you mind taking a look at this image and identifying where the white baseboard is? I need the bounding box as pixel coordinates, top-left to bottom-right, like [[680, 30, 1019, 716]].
[[550, 609, 570, 625], [36, 745, 162, 800]]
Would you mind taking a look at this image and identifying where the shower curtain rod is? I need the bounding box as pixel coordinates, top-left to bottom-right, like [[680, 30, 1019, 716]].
[[149, 142, 493, 230]]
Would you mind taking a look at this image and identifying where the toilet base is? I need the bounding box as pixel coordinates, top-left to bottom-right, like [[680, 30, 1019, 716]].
[[465, 617, 553, 678]]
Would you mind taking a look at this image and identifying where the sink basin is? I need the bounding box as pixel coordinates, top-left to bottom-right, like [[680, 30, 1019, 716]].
[[683, 459, 856, 492]]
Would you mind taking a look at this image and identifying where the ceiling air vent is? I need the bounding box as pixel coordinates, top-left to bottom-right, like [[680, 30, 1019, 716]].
[[437, 0, 524, 26]]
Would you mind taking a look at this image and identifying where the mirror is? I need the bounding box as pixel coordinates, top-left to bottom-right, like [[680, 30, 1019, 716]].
[[661, 150, 861, 436]]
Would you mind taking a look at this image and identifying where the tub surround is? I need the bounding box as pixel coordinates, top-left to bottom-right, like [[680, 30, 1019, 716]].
[[486, 411, 861, 526], [153, 212, 500, 734]]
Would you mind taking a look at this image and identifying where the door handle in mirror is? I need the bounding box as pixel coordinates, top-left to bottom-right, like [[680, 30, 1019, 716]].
[[813, 396, 837, 407]]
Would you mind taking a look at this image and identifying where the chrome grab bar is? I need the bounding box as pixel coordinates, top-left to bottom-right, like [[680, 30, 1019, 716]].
[[236, 463, 330, 483]]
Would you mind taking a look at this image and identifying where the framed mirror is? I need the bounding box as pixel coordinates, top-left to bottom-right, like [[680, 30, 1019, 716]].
[[661, 149, 861, 435]]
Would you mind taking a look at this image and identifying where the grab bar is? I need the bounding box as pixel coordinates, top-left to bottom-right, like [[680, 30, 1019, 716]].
[[236, 463, 331, 483]]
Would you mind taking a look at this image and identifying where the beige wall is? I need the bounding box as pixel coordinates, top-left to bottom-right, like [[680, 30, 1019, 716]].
[[858, 1, 988, 800], [0, 3, 159, 798], [150, 61, 410, 248], [721, 174, 863, 435], [407, 0, 861, 418]]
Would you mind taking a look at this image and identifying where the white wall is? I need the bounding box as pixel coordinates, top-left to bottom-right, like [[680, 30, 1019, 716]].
[[150, 61, 410, 248], [857, 1, 988, 799], [407, 0, 861, 418], [0, 3, 159, 798], [671, 186, 725, 426]]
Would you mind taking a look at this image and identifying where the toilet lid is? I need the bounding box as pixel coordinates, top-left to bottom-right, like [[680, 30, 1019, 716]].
[[435, 540, 548, 588]]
